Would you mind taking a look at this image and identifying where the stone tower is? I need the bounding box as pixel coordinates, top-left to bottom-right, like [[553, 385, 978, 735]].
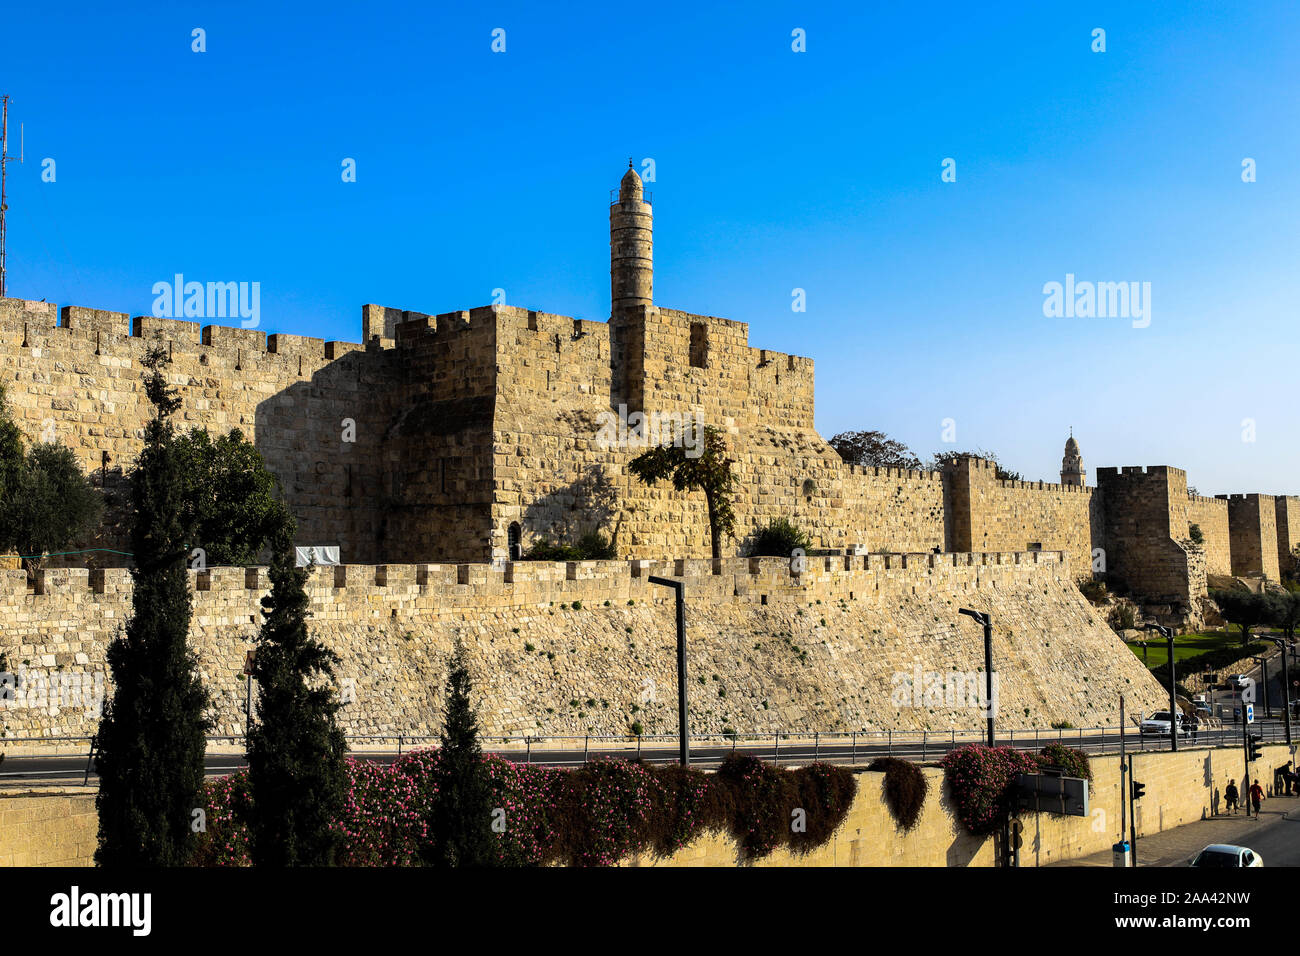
[[610, 162, 652, 316], [1061, 431, 1085, 487]]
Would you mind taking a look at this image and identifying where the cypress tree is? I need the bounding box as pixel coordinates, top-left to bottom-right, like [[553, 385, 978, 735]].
[[94, 344, 210, 866], [246, 518, 347, 865], [429, 640, 497, 866]]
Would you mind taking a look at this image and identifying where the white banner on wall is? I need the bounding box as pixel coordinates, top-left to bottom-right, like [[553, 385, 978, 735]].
[[295, 546, 341, 567]]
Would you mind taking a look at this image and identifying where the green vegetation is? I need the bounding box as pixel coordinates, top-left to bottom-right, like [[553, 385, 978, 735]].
[[748, 517, 812, 558], [1128, 629, 1268, 674], [0, 385, 102, 572], [521, 531, 615, 561], [246, 517, 348, 865], [428, 640, 497, 867], [94, 343, 210, 866], [174, 427, 289, 566], [628, 425, 735, 560]]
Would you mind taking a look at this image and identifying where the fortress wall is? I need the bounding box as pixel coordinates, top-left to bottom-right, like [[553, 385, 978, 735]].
[[945, 457, 1098, 581], [1097, 467, 1205, 622], [490, 305, 939, 559], [1186, 494, 1232, 576], [1274, 496, 1300, 579], [0, 552, 1166, 745], [1222, 493, 1280, 580], [839, 465, 946, 553], [0, 296, 393, 564], [623, 306, 816, 432], [383, 307, 502, 562]]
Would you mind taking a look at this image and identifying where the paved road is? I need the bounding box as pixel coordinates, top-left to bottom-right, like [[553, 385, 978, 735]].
[[2, 723, 1293, 782]]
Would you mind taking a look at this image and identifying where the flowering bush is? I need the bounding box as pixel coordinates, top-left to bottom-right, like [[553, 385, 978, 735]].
[[332, 757, 427, 866], [940, 745, 1038, 835], [191, 770, 254, 867], [1038, 743, 1091, 781], [190, 750, 857, 867]]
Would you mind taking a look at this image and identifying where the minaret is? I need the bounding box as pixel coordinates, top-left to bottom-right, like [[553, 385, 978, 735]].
[[1061, 429, 1085, 487], [610, 160, 652, 316]]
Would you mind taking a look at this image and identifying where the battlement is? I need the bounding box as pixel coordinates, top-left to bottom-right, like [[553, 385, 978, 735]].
[[2, 550, 1068, 611], [995, 478, 1093, 495], [1096, 465, 1184, 481], [0, 297, 368, 369], [1217, 493, 1275, 503], [846, 464, 942, 483]]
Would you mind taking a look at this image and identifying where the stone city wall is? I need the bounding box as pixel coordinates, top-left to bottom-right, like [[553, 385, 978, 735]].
[[0, 552, 1166, 747]]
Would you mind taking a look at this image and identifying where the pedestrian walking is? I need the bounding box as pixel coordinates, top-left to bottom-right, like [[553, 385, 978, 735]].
[[1224, 779, 1239, 814], [1249, 779, 1264, 818]]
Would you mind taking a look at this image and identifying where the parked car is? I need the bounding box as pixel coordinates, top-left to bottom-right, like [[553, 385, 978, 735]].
[[1140, 711, 1189, 736], [1189, 844, 1263, 867]]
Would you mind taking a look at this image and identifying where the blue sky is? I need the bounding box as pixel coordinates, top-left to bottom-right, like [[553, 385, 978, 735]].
[[4, 1, 1298, 494]]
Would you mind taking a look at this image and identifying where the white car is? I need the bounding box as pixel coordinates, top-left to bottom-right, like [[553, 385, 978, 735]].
[[1139, 711, 1190, 736], [1189, 844, 1263, 868]]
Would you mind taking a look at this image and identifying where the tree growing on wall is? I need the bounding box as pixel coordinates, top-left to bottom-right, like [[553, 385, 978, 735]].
[[0, 387, 102, 571], [827, 430, 922, 470], [174, 427, 289, 566], [246, 517, 348, 866], [1, 443, 102, 572], [628, 425, 736, 560], [94, 343, 210, 866], [428, 639, 498, 867]]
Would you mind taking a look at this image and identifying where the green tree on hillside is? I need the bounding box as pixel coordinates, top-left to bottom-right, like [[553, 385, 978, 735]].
[[628, 425, 736, 560], [1266, 590, 1300, 643], [94, 343, 210, 866], [246, 518, 347, 866], [1212, 589, 1272, 648]]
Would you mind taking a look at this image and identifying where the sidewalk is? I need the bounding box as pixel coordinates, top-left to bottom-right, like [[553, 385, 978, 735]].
[[1054, 793, 1300, 867]]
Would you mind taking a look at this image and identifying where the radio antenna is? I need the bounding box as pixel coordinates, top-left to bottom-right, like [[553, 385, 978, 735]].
[[0, 95, 23, 300]]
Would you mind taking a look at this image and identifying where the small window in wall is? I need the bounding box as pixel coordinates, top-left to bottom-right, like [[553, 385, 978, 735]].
[[508, 522, 522, 561], [1028, 542, 1042, 551], [689, 323, 707, 368]]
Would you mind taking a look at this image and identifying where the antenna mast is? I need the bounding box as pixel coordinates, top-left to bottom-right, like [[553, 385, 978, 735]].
[[0, 96, 21, 300]]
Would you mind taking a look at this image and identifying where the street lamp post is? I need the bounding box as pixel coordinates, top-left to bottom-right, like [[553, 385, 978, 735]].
[[959, 608, 994, 747], [1144, 624, 1176, 752], [648, 575, 689, 767], [1271, 639, 1293, 746]]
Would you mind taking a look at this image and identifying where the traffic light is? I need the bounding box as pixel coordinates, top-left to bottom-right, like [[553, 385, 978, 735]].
[[1248, 734, 1263, 762], [1131, 779, 1146, 801]]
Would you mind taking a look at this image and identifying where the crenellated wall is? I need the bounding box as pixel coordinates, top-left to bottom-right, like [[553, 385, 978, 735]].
[[0, 551, 1167, 746], [1273, 496, 1300, 579], [1, 292, 1292, 618], [1186, 494, 1231, 576], [945, 456, 1099, 580], [1096, 466, 1206, 626], [1221, 493, 1280, 581]]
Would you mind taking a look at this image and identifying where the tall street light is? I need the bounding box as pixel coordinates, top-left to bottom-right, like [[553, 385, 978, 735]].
[[1144, 623, 1177, 752], [1270, 638, 1292, 746], [959, 608, 995, 746], [648, 575, 689, 766]]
